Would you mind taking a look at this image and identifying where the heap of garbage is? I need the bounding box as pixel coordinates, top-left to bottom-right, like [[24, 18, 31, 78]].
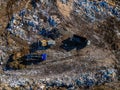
[[0, 68, 117, 89], [73, 0, 120, 22], [45, 69, 117, 89], [5, 0, 120, 45], [6, 1, 61, 44]]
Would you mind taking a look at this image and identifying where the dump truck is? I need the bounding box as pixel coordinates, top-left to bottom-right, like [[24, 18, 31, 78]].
[[60, 35, 89, 51]]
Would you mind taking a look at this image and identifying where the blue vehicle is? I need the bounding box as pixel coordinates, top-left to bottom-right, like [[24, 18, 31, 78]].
[[41, 53, 47, 61]]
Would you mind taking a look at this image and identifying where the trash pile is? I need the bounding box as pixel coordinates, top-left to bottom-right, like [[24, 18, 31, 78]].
[[73, 0, 120, 22], [75, 69, 116, 87], [45, 69, 117, 89], [9, 78, 30, 87], [0, 75, 30, 87], [6, 1, 61, 43], [6, 0, 120, 43], [5, 0, 120, 45], [0, 68, 117, 89]]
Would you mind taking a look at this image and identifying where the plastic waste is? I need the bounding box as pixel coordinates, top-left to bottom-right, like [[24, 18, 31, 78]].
[[28, 21, 35, 27], [111, 8, 118, 16], [48, 17, 57, 27], [19, 9, 26, 17]]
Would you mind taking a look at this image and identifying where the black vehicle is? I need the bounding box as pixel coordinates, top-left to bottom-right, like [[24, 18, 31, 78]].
[[60, 35, 88, 51]]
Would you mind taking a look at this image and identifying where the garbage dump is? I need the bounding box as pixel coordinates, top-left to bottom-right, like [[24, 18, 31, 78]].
[[45, 69, 117, 89], [6, 1, 60, 43], [0, 76, 30, 88], [0, 0, 119, 89], [75, 69, 117, 87], [5, 0, 119, 44]]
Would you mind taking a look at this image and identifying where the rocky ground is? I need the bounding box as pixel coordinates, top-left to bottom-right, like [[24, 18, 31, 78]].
[[0, 0, 120, 90]]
